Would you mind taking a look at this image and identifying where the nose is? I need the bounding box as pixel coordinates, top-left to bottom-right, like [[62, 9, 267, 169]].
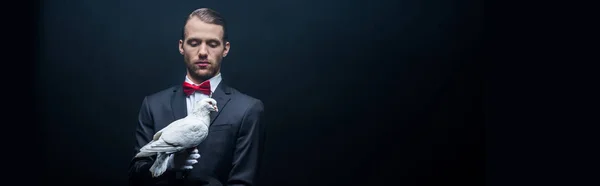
[[198, 43, 208, 57]]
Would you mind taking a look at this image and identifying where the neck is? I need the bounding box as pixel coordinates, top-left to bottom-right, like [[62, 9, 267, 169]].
[[190, 109, 211, 118], [186, 73, 207, 84], [186, 71, 220, 85]]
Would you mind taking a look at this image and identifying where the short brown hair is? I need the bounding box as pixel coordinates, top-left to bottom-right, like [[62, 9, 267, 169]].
[[181, 8, 228, 41]]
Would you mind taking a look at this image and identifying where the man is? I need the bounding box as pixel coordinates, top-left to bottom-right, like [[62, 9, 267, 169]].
[[128, 8, 265, 186]]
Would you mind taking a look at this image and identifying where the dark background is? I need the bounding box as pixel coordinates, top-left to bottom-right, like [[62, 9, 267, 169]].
[[15, 0, 482, 185]]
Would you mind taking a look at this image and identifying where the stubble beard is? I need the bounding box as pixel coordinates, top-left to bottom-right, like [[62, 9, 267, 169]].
[[186, 61, 220, 83]]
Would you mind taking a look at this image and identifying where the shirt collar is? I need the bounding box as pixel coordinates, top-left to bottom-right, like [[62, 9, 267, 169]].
[[185, 73, 222, 93]]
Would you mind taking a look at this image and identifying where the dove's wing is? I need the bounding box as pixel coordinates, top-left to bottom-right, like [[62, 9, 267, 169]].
[[138, 118, 191, 154], [152, 117, 187, 140], [139, 138, 185, 153], [160, 118, 208, 148], [152, 131, 162, 141]]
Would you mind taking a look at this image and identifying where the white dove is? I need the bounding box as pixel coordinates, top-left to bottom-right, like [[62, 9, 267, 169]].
[[134, 97, 218, 177]]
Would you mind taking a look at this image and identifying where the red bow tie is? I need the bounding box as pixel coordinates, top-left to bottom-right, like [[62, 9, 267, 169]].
[[183, 81, 211, 96]]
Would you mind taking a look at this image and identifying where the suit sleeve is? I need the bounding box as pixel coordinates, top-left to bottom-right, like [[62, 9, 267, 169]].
[[227, 100, 265, 186], [128, 96, 175, 186]]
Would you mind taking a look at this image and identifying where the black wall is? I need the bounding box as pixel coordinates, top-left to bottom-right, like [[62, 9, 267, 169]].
[[28, 0, 483, 185]]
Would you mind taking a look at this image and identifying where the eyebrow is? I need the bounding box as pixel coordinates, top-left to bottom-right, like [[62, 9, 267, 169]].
[[187, 37, 221, 41]]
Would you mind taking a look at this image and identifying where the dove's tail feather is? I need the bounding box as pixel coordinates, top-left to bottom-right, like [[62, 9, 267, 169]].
[[134, 150, 156, 158], [150, 152, 171, 177], [140, 139, 183, 153]]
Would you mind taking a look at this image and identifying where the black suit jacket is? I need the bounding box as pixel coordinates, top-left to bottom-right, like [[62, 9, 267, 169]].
[[128, 82, 265, 186]]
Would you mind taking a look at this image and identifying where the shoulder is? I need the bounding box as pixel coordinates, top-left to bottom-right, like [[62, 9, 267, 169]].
[[141, 85, 179, 105], [226, 85, 264, 112]]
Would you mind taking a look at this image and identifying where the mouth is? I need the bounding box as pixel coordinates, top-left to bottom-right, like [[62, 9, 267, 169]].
[[194, 61, 210, 68]]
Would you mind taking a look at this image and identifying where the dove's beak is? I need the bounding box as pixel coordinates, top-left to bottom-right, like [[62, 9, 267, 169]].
[[214, 106, 218, 112]]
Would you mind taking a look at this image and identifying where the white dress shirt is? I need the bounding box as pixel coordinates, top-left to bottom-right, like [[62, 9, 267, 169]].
[[184, 73, 222, 115]]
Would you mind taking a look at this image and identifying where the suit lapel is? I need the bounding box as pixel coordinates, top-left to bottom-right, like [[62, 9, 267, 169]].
[[171, 82, 232, 124], [210, 83, 232, 124], [171, 85, 188, 120]]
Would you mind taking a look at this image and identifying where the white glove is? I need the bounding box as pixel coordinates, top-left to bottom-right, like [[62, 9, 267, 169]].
[[168, 148, 201, 170]]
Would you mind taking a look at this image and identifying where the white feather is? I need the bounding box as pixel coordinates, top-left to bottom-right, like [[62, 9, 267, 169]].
[[135, 97, 217, 177]]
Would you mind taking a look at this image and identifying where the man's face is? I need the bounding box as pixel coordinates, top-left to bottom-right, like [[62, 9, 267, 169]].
[[179, 17, 230, 82]]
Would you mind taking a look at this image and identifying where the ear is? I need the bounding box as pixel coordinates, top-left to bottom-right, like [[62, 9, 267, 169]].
[[223, 41, 230, 57], [178, 39, 184, 55]]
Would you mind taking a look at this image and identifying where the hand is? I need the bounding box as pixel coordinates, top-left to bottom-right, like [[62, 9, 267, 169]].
[[168, 148, 201, 170]]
